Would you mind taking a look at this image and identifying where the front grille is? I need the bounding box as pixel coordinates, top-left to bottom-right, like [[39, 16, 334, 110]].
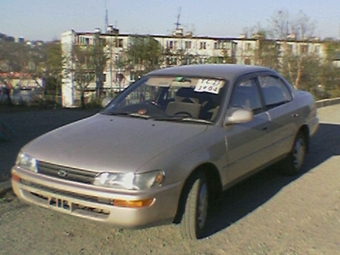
[[37, 161, 97, 184], [21, 179, 111, 205]]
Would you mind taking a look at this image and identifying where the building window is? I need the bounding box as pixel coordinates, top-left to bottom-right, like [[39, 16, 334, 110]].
[[200, 42, 206, 50], [315, 45, 320, 53], [185, 41, 192, 49], [277, 44, 282, 51], [115, 39, 123, 48], [300, 45, 309, 54], [245, 43, 251, 51], [214, 40, 224, 49], [286, 44, 293, 54]]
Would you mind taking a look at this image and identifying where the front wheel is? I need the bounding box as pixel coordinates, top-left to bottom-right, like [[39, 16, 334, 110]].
[[179, 172, 209, 239], [281, 132, 307, 175]]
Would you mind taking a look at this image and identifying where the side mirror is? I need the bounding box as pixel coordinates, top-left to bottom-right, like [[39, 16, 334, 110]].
[[224, 108, 253, 126], [101, 97, 113, 108]]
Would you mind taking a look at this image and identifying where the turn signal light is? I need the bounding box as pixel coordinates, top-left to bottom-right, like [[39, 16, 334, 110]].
[[112, 198, 154, 208], [12, 172, 21, 182]]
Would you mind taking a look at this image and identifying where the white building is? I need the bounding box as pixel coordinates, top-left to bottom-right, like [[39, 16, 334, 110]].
[[61, 27, 327, 107]]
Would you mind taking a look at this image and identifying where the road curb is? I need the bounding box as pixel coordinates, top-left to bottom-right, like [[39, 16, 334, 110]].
[[0, 180, 12, 197], [316, 97, 340, 108]]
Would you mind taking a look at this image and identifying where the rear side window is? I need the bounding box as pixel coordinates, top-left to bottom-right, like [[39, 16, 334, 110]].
[[258, 76, 292, 110]]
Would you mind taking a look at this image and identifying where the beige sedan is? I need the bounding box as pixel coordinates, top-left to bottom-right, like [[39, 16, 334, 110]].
[[12, 64, 318, 239]]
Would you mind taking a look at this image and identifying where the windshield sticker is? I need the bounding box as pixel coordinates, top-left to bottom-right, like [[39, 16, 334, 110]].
[[194, 79, 223, 94]]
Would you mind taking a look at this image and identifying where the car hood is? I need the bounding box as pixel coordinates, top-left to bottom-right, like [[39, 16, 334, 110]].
[[23, 113, 208, 173]]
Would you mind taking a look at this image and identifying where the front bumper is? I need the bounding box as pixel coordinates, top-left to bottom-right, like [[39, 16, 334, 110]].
[[11, 166, 181, 229]]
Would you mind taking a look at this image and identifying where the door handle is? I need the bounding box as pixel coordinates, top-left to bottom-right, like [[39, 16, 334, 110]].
[[291, 113, 299, 117]]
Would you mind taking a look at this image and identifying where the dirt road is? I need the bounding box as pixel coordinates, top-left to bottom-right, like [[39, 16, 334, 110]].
[[0, 105, 340, 255]]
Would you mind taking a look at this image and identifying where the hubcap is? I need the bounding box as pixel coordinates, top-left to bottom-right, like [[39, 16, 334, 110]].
[[293, 137, 305, 170], [197, 182, 208, 230]]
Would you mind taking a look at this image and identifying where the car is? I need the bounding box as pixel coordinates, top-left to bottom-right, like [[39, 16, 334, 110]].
[[11, 64, 319, 239], [12, 87, 43, 106]]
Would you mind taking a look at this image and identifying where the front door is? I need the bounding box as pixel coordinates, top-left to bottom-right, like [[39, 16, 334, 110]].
[[224, 77, 272, 182]]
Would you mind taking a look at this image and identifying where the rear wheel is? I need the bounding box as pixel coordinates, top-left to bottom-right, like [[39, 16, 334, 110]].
[[179, 172, 209, 239], [281, 132, 307, 175]]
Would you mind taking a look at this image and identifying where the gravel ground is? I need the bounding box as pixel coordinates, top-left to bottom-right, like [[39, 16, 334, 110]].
[[0, 105, 339, 255]]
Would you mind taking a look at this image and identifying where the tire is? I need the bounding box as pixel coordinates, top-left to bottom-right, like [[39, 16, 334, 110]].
[[281, 132, 307, 175], [179, 172, 209, 239]]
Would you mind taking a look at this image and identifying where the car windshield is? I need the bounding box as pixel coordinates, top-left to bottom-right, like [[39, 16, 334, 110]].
[[101, 75, 228, 123]]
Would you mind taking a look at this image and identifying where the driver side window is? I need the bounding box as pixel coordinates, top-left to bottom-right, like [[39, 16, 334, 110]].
[[258, 76, 293, 110], [229, 78, 263, 115]]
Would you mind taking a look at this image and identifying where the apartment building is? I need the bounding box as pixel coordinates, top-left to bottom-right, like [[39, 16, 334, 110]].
[[61, 27, 327, 107]]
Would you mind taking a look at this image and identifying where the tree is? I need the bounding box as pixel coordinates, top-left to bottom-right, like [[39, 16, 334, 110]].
[[267, 10, 317, 89], [25, 43, 47, 99], [0, 40, 29, 105], [72, 45, 95, 108], [45, 41, 63, 103], [125, 35, 162, 76], [254, 39, 280, 69], [64, 44, 107, 108], [92, 35, 108, 98], [319, 40, 340, 96]]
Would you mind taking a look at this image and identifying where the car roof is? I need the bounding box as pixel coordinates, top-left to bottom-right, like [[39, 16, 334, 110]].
[[147, 64, 274, 81]]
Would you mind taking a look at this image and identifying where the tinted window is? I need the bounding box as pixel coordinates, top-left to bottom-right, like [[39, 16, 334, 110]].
[[229, 78, 262, 115], [258, 76, 292, 109]]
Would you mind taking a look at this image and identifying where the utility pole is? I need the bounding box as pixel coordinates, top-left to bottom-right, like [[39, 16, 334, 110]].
[[104, 0, 108, 33], [175, 7, 181, 30]]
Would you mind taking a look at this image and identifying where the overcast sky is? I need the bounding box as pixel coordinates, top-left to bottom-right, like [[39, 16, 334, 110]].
[[1, 0, 340, 41]]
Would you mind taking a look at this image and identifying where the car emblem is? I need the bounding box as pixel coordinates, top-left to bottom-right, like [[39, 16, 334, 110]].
[[58, 170, 68, 177]]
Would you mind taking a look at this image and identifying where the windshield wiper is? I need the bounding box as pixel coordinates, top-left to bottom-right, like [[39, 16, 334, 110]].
[[104, 112, 129, 116], [128, 113, 151, 119], [152, 116, 183, 121], [153, 116, 213, 124], [103, 112, 151, 119], [180, 118, 213, 124]]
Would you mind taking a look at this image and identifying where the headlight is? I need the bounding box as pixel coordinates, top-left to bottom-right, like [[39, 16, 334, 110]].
[[15, 151, 38, 172], [93, 170, 164, 190]]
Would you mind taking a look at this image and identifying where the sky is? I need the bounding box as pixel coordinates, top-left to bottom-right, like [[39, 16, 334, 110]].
[[1, 0, 340, 41]]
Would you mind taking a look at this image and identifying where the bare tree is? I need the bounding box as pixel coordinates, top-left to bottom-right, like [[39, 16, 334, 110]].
[[125, 35, 162, 75], [62, 36, 108, 108], [25, 44, 47, 100], [92, 36, 108, 98], [267, 10, 317, 89], [45, 41, 63, 104], [71, 45, 96, 108], [254, 39, 280, 69], [267, 10, 291, 40], [0, 40, 28, 105], [291, 11, 316, 40]]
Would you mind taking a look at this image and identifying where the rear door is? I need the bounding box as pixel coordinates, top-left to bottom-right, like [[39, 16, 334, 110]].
[[258, 75, 298, 159]]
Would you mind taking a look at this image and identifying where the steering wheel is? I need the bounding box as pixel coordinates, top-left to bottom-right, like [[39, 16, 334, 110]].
[[145, 100, 163, 109], [175, 111, 192, 117]]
